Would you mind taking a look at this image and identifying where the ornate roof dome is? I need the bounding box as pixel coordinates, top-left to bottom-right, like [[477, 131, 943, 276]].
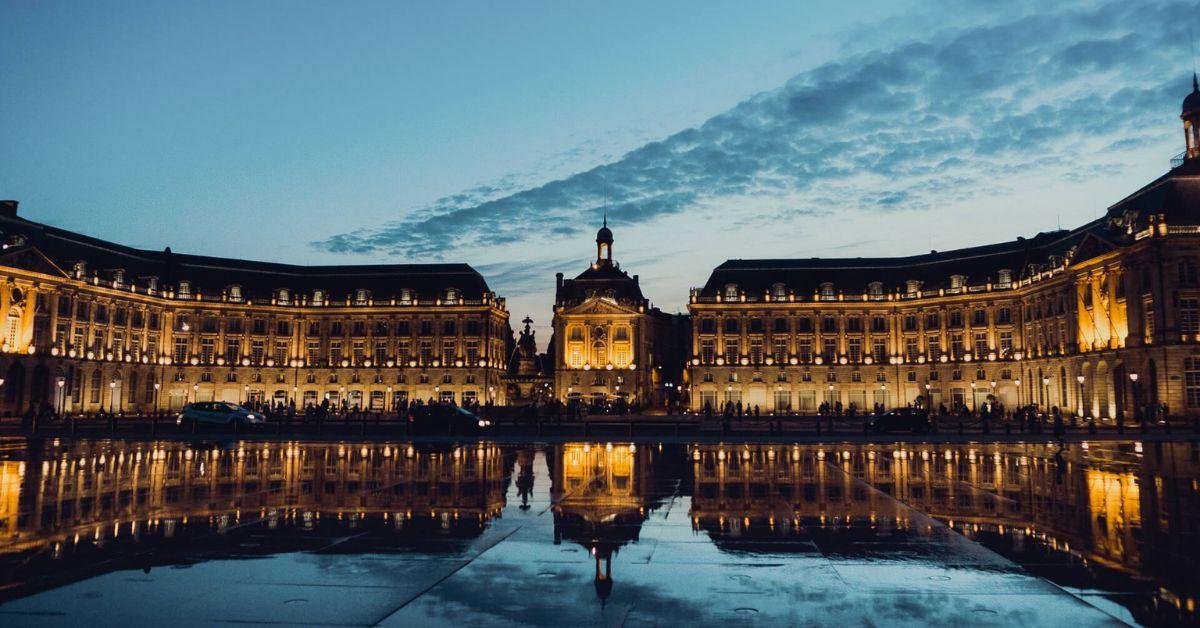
[[596, 216, 613, 244], [1183, 73, 1200, 116]]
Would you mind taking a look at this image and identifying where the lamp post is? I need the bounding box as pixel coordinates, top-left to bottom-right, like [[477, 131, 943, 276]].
[[1128, 372, 1140, 431], [924, 382, 932, 411], [970, 381, 977, 414], [153, 381, 161, 413], [55, 377, 66, 417], [109, 379, 117, 414], [191, 383, 198, 404], [1041, 376, 1050, 409], [1076, 374, 1086, 424], [1014, 378, 1021, 407]]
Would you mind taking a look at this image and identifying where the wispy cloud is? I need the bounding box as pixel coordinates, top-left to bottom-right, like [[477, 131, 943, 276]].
[[316, 0, 1196, 330]]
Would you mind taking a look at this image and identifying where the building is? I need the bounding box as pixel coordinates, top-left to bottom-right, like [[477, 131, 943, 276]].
[[551, 220, 688, 409], [0, 205, 511, 415], [687, 76, 1200, 421]]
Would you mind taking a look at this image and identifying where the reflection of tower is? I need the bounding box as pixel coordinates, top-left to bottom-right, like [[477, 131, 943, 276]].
[[550, 442, 652, 603], [516, 449, 534, 510]]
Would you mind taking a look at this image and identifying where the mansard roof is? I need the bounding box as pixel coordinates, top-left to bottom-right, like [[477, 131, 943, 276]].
[[1106, 157, 1200, 225], [698, 220, 1109, 299], [0, 210, 494, 302], [557, 262, 647, 307]]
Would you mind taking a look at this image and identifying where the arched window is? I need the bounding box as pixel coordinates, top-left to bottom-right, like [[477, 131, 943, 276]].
[[997, 269, 1012, 285], [354, 289, 370, 305], [950, 275, 966, 290], [592, 340, 607, 367], [276, 288, 291, 305], [228, 285, 243, 302], [312, 289, 326, 306], [399, 288, 413, 304], [772, 283, 787, 301], [819, 283, 836, 301], [905, 280, 922, 297], [4, 307, 20, 348], [724, 284, 739, 300], [867, 282, 884, 300], [446, 287, 460, 302], [177, 281, 192, 299]]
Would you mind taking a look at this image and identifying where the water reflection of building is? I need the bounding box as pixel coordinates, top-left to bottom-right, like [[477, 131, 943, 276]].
[[0, 438, 510, 599], [549, 442, 664, 602], [688, 441, 1199, 622]]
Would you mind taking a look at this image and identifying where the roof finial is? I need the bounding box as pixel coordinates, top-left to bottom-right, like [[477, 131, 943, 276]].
[[603, 213, 607, 228]]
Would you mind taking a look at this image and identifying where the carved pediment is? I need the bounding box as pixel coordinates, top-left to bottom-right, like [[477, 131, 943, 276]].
[[1070, 232, 1121, 265], [562, 296, 640, 316], [0, 246, 69, 279]]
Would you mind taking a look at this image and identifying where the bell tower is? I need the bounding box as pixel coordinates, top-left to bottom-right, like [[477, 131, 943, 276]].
[[1183, 73, 1200, 161], [595, 216, 614, 266]]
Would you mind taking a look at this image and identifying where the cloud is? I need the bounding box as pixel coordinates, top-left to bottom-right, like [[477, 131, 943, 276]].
[[315, 0, 1196, 323]]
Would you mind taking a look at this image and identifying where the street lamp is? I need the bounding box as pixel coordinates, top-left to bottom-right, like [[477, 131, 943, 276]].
[[1041, 376, 1050, 407], [1129, 372, 1140, 425], [1014, 378, 1021, 406], [924, 382, 932, 410], [55, 377, 66, 416], [109, 379, 117, 413], [970, 381, 977, 413], [153, 381, 161, 413]]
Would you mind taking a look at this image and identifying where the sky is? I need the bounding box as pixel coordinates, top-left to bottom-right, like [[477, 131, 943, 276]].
[[3, 0, 1198, 347]]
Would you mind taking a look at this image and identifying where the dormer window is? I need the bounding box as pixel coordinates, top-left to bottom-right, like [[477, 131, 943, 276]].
[[73, 261, 87, 279], [312, 289, 326, 306], [1048, 255, 1063, 268], [145, 276, 159, 295], [867, 282, 884, 300], [819, 283, 836, 301], [111, 269, 125, 288], [771, 283, 787, 301], [354, 289, 370, 306], [724, 284, 739, 300], [446, 287, 460, 302], [177, 281, 192, 299], [905, 280, 922, 296], [399, 288, 413, 304], [276, 288, 291, 305], [949, 275, 966, 290], [228, 285, 243, 302], [997, 269, 1012, 285]]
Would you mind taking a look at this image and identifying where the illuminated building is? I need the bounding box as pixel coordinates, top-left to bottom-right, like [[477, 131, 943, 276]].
[[687, 78, 1200, 420], [0, 207, 511, 415], [552, 220, 688, 407]]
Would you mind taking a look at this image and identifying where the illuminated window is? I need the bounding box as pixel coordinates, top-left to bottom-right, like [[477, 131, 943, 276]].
[[1185, 358, 1200, 407], [724, 284, 739, 300]]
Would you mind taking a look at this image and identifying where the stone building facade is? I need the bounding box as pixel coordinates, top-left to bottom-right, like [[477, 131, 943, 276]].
[[686, 77, 1200, 421], [0, 204, 511, 415], [551, 221, 687, 408]]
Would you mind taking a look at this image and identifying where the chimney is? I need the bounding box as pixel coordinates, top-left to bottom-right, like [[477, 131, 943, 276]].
[[556, 272, 563, 289], [633, 274, 639, 284], [0, 200, 17, 217]]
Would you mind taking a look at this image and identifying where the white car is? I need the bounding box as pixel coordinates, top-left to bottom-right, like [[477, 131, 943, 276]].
[[178, 402, 266, 427]]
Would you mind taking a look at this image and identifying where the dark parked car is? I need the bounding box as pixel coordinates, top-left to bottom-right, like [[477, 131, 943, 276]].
[[867, 408, 933, 434], [408, 404, 492, 435], [178, 402, 265, 427]]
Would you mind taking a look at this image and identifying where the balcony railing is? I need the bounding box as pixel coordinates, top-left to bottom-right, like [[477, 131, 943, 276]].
[[1171, 150, 1186, 169]]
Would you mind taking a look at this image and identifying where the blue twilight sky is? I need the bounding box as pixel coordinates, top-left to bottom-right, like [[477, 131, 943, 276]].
[[3, 0, 1198, 345]]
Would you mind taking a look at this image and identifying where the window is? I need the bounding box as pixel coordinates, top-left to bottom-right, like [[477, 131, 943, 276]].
[[798, 339, 812, 363], [972, 309, 986, 326], [819, 283, 836, 301], [177, 281, 192, 299], [749, 338, 764, 364], [173, 337, 189, 364], [847, 338, 862, 363], [973, 331, 989, 358], [1182, 298, 1200, 337], [700, 339, 715, 364], [997, 307, 1012, 324], [905, 337, 919, 362], [1185, 358, 1200, 407], [822, 338, 836, 362], [199, 337, 215, 364], [228, 285, 243, 302], [1082, 285, 1093, 308], [846, 317, 862, 333], [872, 339, 886, 364], [277, 320, 292, 336], [724, 318, 739, 333], [749, 318, 763, 333], [442, 319, 456, 335], [445, 287, 459, 302], [903, 315, 918, 332], [797, 317, 813, 333], [951, 334, 965, 359], [870, 316, 887, 333], [772, 283, 787, 301], [821, 316, 837, 333], [950, 275, 966, 290], [925, 312, 939, 329], [772, 339, 787, 364], [997, 269, 1012, 285], [355, 289, 370, 305], [868, 282, 884, 300], [949, 311, 963, 328], [724, 338, 739, 361], [773, 317, 788, 333], [312, 289, 326, 306], [1180, 260, 1198, 286], [999, 331, 1013, 356], [699, 318, 716, 334], [724, 284, 739, 300]]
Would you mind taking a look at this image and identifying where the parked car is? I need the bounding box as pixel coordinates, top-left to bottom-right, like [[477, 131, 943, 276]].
[[867, 408, 933, 434], [408, 404, 491, 435], [178, 402, 266, 427]]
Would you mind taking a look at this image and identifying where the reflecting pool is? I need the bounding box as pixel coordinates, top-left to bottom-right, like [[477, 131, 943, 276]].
[[0, 437, 1196, 626]]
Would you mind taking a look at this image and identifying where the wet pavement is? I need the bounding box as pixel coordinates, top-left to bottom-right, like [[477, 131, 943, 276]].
[[0, 436, 1195, 626]]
